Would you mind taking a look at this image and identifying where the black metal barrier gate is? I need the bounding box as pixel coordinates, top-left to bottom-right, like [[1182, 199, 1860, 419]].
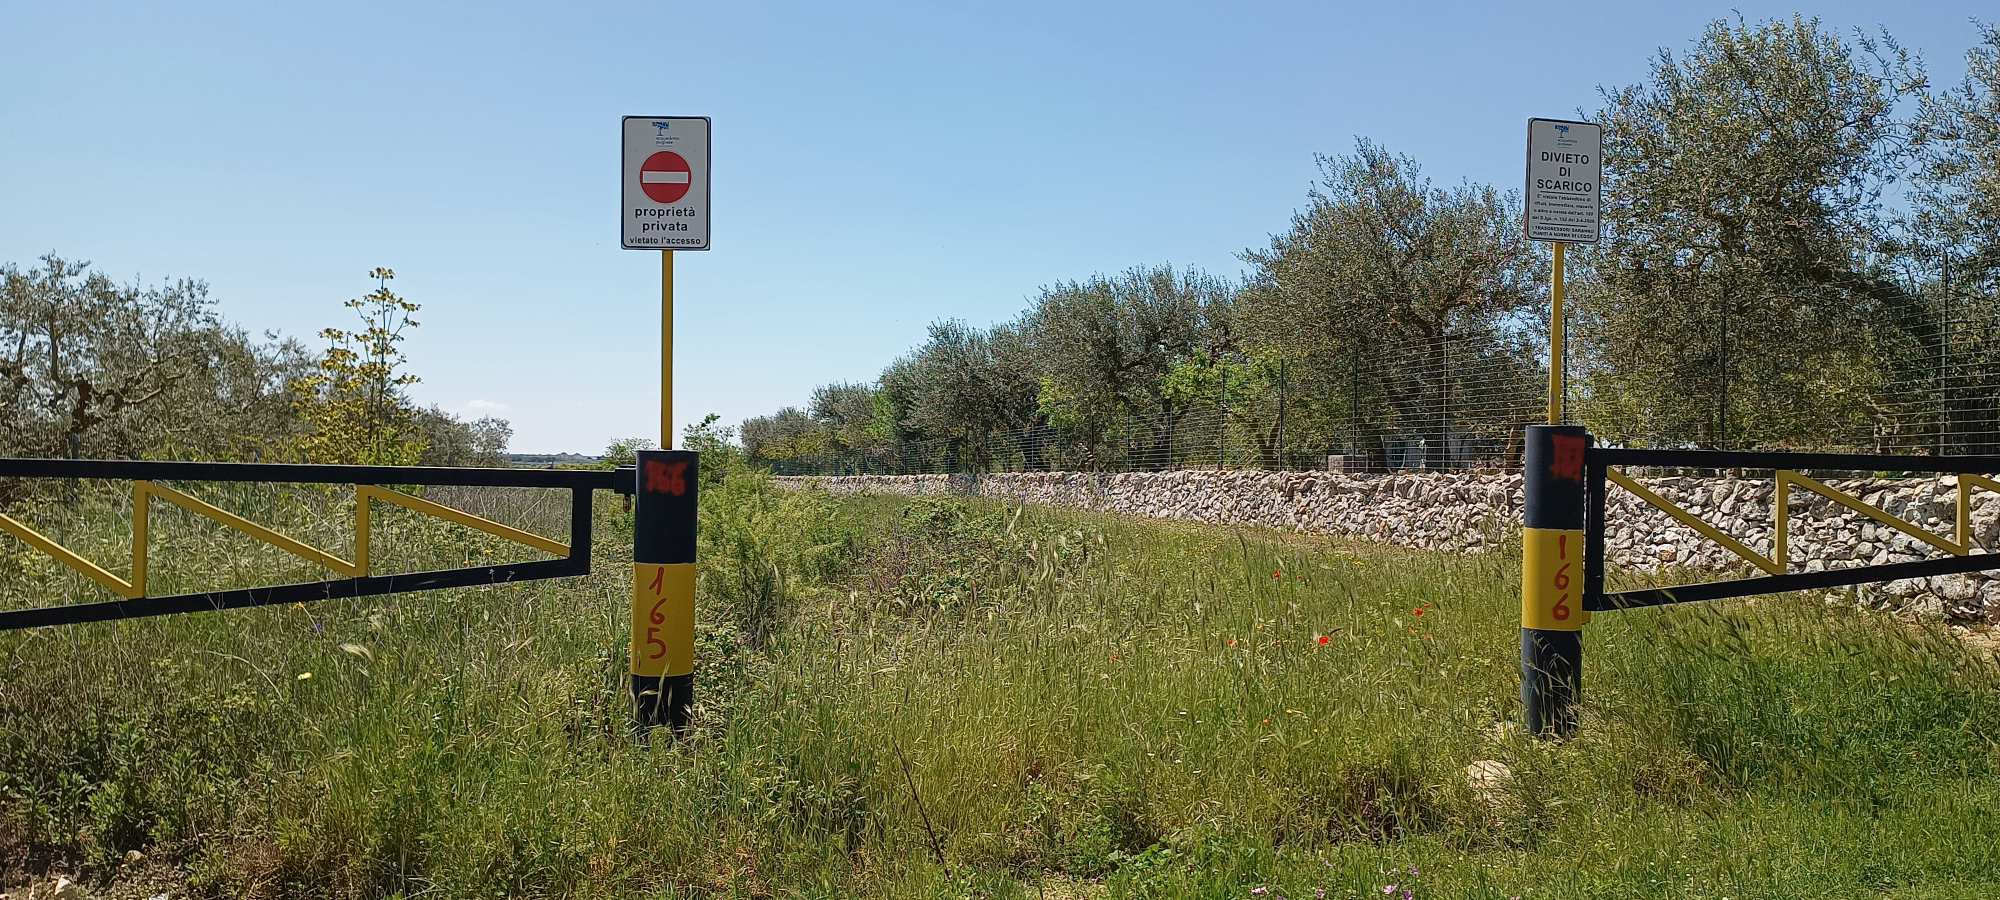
[[1585, 448, 2000, 610], [1520, 425, 2000, 737], [0, 459, 634, 632]]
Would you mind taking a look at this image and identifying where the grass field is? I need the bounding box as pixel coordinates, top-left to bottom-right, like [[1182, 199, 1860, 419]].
[[3, 462, 2000, 898]]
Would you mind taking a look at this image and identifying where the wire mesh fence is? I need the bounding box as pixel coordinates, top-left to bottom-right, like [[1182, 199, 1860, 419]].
[[772, 279, 2000, 476]]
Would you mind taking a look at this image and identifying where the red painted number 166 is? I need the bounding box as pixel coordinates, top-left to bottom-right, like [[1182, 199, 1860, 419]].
[[1552, 534, 1571, 621]]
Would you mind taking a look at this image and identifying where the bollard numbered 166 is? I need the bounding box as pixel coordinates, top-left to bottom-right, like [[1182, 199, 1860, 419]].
[[1521, 424, 1589, 737]]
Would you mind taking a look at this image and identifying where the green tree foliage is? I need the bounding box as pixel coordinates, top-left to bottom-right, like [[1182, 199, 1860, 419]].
[[740, 382, 912, 473], [871, 355, 925, 464], [739, 406, 826, 464], [1240, 140, 1541, 468], [808, 382, 885, 458], [1908, 22, 2000, 452], [289, 268, 429, 465], [414, 406, 513, 467], [594, 436, 657, 473], [1161, 348, 1290, 466], [0, 255, 309, 462], [2, 257, 509, 472], [1022, 266, 1234, 468], [894, 320, 1039, 472], [1577, 15, 1929, 448], [1916, 22, 2000, 277]]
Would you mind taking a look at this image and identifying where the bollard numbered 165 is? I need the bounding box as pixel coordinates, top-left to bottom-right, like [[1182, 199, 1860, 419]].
[[632, 449, 697, 731]]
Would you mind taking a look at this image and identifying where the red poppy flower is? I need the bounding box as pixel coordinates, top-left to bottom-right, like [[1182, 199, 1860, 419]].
[[1412, 606, 1427, 617], [1272, 570, 1282, 580], [1225, 638, 1238, 648], [1317, 634, 1330, 646]]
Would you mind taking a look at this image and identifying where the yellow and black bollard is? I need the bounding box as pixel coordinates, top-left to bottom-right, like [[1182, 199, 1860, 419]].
[[1521, 424, 1588, 737], [632, 449, 697, 732]]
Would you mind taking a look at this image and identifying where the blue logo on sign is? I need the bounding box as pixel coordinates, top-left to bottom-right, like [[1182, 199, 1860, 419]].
[[654, 121, 671, 133], [1554, 124, 1569, 135]]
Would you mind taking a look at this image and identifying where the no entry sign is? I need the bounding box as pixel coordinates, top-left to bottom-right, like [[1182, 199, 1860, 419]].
[[622, 116, 710, 250], [640, 152, 693, 204]]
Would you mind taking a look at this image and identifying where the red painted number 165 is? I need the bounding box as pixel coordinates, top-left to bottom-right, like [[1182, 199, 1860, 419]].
[[645, 567, 669, 660]]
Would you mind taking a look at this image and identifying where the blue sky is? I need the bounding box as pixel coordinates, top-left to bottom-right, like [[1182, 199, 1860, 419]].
[[2, 1, 1988, 453]]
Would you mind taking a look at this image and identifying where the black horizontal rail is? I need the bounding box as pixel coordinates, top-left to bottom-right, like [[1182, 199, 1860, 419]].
[[0, 458, 626, 490], [1594, 448, 2000, 474], [0, 558, 588, 630], [1590, 551, 2000, 611]]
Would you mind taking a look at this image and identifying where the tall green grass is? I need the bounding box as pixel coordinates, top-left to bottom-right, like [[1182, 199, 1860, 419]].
[[3, 474, 1998, 898]]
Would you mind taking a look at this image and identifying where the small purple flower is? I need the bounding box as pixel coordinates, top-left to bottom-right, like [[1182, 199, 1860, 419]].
[[1315, 891, 1326, 900], [1382, 887, 1396, 895], [1408, 866, 1419, 876], [1251, 888, 1267, 897]]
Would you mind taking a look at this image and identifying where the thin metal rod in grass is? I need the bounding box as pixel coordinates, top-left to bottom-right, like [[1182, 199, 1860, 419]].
[[893, 738, 947, 868]]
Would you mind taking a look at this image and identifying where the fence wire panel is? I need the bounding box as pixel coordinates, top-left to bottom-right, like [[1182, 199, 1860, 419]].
[[771, 278, 1999, 476], [1569, 275, 2000, 458]]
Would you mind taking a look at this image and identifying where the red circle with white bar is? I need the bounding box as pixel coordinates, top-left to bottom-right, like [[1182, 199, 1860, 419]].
[[639, 152, 692, 204]]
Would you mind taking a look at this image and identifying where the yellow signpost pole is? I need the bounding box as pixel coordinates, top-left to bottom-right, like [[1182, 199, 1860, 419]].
[[672, 248, 680, 448], [1548, 241, 1565, 424], [632, 248, 698, 733], [1523, 236, 1583, 737]]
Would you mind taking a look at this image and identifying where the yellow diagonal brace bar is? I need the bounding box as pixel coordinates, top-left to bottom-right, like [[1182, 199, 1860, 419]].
[[1960, 475, 2000, 552], [0, 513, 139, 598], [143, 482, 361, 577], [1606, 469, 1783, 575], [357, 486, 569, 558], [1779, 470, 1965, 557]]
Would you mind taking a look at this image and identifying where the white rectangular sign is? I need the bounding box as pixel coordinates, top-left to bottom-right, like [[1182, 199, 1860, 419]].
[[1524, 118, 1601, 244], [622, 116, 710, 250]]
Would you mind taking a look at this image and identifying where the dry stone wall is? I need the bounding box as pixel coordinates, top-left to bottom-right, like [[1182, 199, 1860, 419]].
[[774, 470, 2000, 622]]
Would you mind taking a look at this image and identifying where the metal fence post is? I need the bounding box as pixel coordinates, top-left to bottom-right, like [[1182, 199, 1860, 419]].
[[1350, 344, 1363, 468], [1521, 424, 1589, 737], [1941, 261, 1954, 456], [1717, 279, 1730, 447], [1441, 333, 1452, 469], [1282, 357, 1291, 468]]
